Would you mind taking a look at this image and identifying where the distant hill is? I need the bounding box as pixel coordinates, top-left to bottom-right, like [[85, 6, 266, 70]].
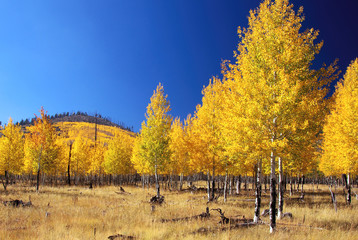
[[15, 111, 134, 132], [54, 121, 136, 145]]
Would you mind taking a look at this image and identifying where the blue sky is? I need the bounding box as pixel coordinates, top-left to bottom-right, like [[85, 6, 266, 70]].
[[0, 0, 357, 132]]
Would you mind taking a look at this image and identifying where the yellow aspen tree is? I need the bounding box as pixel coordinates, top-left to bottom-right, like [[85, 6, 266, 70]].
[[220, 62, 268, 221], [320, 58, 358, 205], [24, 107, 60, 192], [104, 132, 135, 176], [131, 134, 151, 188], [71, 136, 92, 182], [190, 78, 226, 201], [88, 143, 107, 176], [233, 0, 338, 231], [169, 117, 190, 190], [137, 83, 172, 198], [0, 118, 25, 190]]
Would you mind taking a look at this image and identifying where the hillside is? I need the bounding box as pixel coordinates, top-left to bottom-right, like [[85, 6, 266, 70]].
[[54, 121, 136, 144], [2, 111, 136, 142], [16, 111, 133, 132]]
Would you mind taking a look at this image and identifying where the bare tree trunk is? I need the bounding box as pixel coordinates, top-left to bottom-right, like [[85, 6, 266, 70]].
[[254, 159, 262, 223], [224, 170, 228, 203], [236, 175, 241, 195], [301, 175, 304, 194], [36, 147, 43, 193], [290, 175, 293, 196], [2, 170, 8, 191], [269, 150, 277, 233], [347, 173, 351, 205], [67, 143, 73, 186], [155, 164, 160, 198], [211, 166, 215, 201], [142, 174, 145, 189], [229, 175, 233, 195], [179, 173, 183, 191], [278, 157, 283, 219], [207, 171, 211, 201]]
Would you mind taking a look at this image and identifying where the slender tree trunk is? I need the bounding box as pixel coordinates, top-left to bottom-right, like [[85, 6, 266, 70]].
[[290, 175, 293, 196], [297, 176, 300, 192], [300, 175, 304, 196], [36, 147, 43, 193], [179, 173, 184, 191], [142, 174, 145, 189], [236, 175, 241, 195], [207, 171, 211, 201], [67, 143, 73, 186], [3, 170, 9, 191], [270, 150, 277, 233], [224, 170, 228, 203], [278, 157, 284, 219], [229, 175, 233, 195], [211, 166, 215, 201], [155, 164, 160, 198], [347, 173, 351, 205], [254, 159, 262, 223]]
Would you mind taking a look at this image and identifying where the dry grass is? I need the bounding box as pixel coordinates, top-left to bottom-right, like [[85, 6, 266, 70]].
[[0, 183, 357, 240]]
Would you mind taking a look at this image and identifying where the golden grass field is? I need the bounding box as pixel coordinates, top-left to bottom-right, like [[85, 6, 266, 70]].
[[0, 183, 357, 240]]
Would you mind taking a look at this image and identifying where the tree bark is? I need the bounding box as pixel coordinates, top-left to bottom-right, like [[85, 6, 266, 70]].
[[254, 159, 262, 223], [207, 171, 211, 201], [155, 164, 160, 198], [36, 147, 43, 193], [301, 175, 304, 195], [269, 150, 277, 233], [67, 143, 73, 186], [236, 175, 241, 195], [179, 173, 184, 191], [224, 170, 228, 203], [4, 170, 9, 191], [278, 157, 283, 219], [347, 173, 351, 205], [211, 166, 215, 201]]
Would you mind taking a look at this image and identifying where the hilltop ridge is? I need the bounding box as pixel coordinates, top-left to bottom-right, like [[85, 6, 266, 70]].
[[15, 111, 134, 132]]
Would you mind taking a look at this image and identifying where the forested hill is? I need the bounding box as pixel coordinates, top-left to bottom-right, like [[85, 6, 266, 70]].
[[15, 111, 134, 132]]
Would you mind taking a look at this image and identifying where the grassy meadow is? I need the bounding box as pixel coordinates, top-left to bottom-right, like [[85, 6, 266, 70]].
[[1, 183, 357, 240]]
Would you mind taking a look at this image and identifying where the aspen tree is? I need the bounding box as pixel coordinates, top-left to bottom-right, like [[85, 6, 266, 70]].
[[233, 0, 337, 231], [104, 131, 135, 175], [169, 117, 190, 190], [136, 83, 172, 197], [131, 134, 151, 188], [0, 118, 25, 190], [190, 78, 226, 201], [321, 58, 358, 205], [24, 107, 60, 192], [71, 136, 92, 183]]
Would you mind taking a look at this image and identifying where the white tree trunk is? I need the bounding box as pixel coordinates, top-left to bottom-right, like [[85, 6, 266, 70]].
[[207, 171, 211, 201], [278, 157, 283, 219], [155, 164, 160, 198], [269, 150, 277, 233], [179, 173, 183, 191], [254, 159, 262, 223], [224, 170, 228, 203], [347, 173, 351, 205]]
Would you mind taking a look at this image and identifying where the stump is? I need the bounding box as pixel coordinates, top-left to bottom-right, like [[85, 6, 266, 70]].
[[150, 195, 165, 205]]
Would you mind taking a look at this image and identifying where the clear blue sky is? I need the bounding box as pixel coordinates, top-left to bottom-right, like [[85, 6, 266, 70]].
[[0, 0, 357, 132]]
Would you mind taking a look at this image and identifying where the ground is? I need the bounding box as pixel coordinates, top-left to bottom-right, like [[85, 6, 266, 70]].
[[0, 182, 357, 239]]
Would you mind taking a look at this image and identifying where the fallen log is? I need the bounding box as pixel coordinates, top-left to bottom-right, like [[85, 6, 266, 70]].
[[192, 221, 261, 235], [161, 207, 210, 222], [150, 195, 165, 205], [108, 233, 136, 239], [3, 199, 32, 207], [211, 208, 251, 224]]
